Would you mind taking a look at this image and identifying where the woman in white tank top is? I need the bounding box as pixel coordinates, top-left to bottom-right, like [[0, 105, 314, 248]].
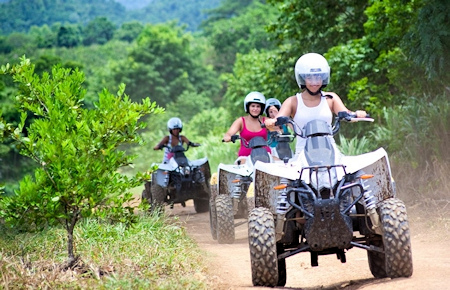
[[264, 53, 367, 154], [293, 92, 333, 152]]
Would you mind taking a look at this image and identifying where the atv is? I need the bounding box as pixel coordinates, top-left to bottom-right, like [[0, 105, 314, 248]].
[[142, 142, 211, 213], [248, 112, 413, 287], [209, 133, 294, 244]]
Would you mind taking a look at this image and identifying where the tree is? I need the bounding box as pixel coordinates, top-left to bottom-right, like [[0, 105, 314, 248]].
[[28, 24, 56, 48], [57, 24, 82, 48], [0, 36, 13, 54], [263, 0, 369, 96], [403, 0, 450, 82], [0, 0, 126, 34], [112, 22, 220, 107], [165, 91, 213, 121], [115, 21, 144, 42], [201, 0, 258, 25], [128, 0, 221, 32], [221, 50, 291, 120], [83, 17, 116, 46], [0, 57, 163, 266], [202, 2, 277, 73]]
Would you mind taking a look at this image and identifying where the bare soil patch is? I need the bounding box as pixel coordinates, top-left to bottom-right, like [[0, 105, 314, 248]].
[[167, 200, 450, 290]]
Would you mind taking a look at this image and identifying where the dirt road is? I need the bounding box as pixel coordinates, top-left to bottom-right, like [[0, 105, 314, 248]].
[[167, 201, 450, 290]]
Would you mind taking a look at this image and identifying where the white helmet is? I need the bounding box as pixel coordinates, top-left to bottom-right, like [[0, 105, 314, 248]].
[[265, 98, 281, 116], [294, 53, 330, 89], [167, 117, 183, 133], [244, 91, 266, 115]]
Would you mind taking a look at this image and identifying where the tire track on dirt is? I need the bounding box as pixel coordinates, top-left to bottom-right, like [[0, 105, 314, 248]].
[[168, 201, 450, 290]]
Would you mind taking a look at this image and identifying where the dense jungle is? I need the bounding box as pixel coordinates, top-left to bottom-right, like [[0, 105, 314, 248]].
[[0, 0, 448, 288]]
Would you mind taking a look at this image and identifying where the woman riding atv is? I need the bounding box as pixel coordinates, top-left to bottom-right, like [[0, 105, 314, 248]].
[[154, 117, 199, 163], [223, 92, 271, 163]]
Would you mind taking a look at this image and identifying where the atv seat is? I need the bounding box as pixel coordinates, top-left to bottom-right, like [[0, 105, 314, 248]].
[[250, 147, 271, 164], [276, 136, 293, 159], [249, 136, 267, 149], [248, 136, 271, 164]]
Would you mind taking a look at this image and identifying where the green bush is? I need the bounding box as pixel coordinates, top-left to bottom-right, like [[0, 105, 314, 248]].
[[0, 213, 209, 289]]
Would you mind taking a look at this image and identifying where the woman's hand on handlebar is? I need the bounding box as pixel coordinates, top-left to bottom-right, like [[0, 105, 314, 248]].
[[354, 110, 368, 118], [153, 144, 164, 150], [264, 118, 277, 131], [222, 135, 231, 142]]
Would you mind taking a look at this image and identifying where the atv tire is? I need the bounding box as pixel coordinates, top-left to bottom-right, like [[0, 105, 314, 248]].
[[367, 239, 386, 278], [368, 198, 413, 278], [248, 207, 280, 287], [209, 196, 217, 240], [141, 181, 151, 202], [216, 195, 235, 244], [194, 198, 209, 213], [150, 183, 166, 211]]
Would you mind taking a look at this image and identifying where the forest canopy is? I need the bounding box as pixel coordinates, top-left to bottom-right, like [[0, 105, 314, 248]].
[[0, 0, 448, 199]]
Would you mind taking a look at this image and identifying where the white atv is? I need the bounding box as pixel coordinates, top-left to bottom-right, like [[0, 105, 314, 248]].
[[248, 112, 413, 287], [142, 143, 211, 213], [209, 134, 291, 244]]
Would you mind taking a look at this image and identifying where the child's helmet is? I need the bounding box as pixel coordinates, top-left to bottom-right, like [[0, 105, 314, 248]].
[[265, 98, 282, 116]]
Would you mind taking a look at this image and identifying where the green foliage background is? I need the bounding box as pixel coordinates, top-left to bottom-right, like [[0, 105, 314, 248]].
[[0, 0, 448, 286], [0, 0, 448, 208]]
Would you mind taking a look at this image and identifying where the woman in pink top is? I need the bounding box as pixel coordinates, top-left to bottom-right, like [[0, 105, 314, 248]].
[[223, 92, 271, 161]]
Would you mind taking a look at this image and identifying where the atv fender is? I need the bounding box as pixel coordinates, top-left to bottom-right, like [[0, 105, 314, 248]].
[[342, 147, 395, 200], [253, 160, 301, 181], [191, 156, 209, 167], [152, 169, 169, 187], [254, 147, 396, 203], [217, 162, 253, 178], [156, 160, 177, 172]]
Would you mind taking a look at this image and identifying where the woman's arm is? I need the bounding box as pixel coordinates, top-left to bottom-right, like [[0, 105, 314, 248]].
[[223, 117, 243, 142], [181, 135, 190, 145], [277, 96, 297, 119], [265, 95, 297, 129], [154, 136, 169, 150], [326, 92, 367, 117]]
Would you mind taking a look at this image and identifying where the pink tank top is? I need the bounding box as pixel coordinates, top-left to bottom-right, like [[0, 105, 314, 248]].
[[238, 117, 271, 156]]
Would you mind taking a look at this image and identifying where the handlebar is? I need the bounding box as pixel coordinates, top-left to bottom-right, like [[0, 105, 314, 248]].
[[272, 111, 374, 137], [188, 141, 201, 147], [222, 120, 270, 142], [332, 111, 374, 135], [337, 111, 372, 122], [157, 142, 200, 151], [222, 135, 240, 143]]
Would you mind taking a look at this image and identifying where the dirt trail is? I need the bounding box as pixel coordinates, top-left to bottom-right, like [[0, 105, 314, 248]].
[[167, 201, 450, 290]]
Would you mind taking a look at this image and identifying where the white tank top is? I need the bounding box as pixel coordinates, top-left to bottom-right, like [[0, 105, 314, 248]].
[[293, 93, 333, 153]]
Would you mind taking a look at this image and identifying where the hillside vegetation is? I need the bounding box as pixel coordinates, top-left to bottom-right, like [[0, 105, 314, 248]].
[[0, 0, 220, 33], [0, 0, 449, 288]]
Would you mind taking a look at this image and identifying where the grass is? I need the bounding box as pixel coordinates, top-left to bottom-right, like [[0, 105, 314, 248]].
[[0, 211, 210, 289]]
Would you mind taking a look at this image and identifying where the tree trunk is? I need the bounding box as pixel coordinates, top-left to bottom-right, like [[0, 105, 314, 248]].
[[64, 211, 79, 269]]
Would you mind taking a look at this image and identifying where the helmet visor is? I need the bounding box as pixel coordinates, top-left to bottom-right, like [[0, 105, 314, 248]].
[[302, 73, 327, 85]]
